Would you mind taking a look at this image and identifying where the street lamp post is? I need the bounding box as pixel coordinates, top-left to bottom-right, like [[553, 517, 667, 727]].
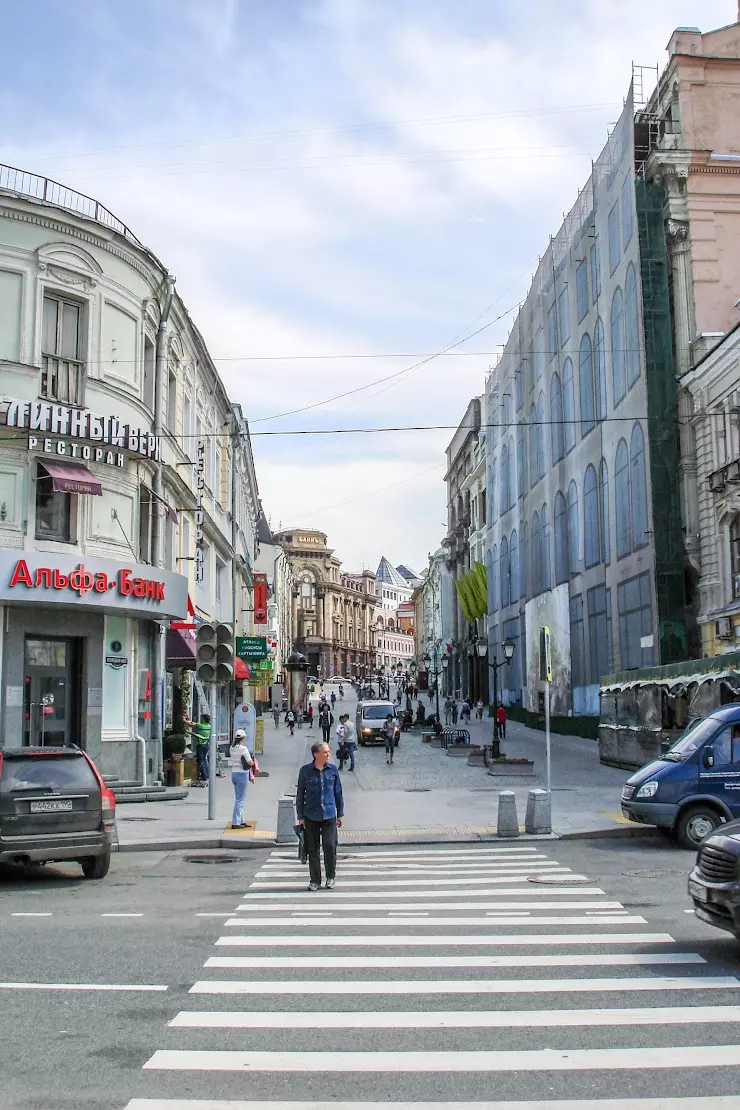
[[476, 637, 515, 759], [423, 651, 448, 724]]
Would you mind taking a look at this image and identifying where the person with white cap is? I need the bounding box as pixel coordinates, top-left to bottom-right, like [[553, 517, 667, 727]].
[[229, 728, 255, 829]]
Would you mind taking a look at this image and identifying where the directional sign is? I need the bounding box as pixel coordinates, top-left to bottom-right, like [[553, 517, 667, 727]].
[[236, 636, 268, 661]]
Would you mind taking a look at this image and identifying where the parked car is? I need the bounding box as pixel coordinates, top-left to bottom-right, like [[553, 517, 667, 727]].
[[355, 701, 397, 746], [688, 819, 740, 938], [620, 705, 740, 849], [0, 747, 115, 878]]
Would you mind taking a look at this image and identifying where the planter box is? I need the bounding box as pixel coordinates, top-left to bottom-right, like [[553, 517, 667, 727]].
[[421, 732, 434, 743], [486, 757, 535, 777], [446, 744, 472, 758]]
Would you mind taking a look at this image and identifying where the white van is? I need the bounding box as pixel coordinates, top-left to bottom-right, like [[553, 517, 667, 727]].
[[356, 700, 396, 746]]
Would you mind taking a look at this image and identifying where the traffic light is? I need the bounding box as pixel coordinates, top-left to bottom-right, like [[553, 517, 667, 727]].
[[196, 622, 235, 683], [196, 623, 217, 683], [215, 622, 234, 683]]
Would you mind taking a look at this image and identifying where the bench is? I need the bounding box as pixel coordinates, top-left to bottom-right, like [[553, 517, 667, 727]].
[[441, 728, 471, 749]]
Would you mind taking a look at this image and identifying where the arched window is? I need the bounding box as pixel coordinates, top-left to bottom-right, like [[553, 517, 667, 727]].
[[521, 521, 529, 600], [510, 529, 519, 603], [541, 502, 551, 590], [486, 546, 494, 612], [499, 444, 509, 516], [508, 435, 515, 509], [517, 423, 527, 499], [579, 333, 595, 437], [500, 535, 510, 609], [563, 358, 576, 454], [554, 491, 568, 584], [615, 438, 630, 557], [528, 404, 538, 488], [611, 287, 626, 406], [599, 457, 610, 564], [630, 422, 648, 549], [531, 511, 541, 595], [300, 575, 316, 610], [491, 543, 498, 611], [567, 480, 579, 575], [490, 458, 497, 523], [583, 464, 600, 568], [594, 316, 607, 422], [625, 263, 640, 389], [536, 391, 546, 478], [550, 373, 564, 463]]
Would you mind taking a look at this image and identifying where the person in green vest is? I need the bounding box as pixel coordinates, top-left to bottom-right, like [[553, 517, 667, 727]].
[[184, 712, 211, 785]]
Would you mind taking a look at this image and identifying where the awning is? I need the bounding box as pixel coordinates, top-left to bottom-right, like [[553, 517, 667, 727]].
[[235, 657, 252, 680], [166, 626, 196, 668], [40, 460, 102, 496]]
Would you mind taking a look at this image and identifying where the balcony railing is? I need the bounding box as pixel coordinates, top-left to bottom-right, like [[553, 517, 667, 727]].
[[0, 163, 142, 245], [41, 355, 83, 406]]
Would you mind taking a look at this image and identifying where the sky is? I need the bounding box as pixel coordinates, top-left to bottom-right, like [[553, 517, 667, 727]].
[[0, 0, 735, 574]]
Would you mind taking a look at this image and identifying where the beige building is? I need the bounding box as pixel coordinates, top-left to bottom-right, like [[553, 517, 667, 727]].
[[273, 528, 376, 678]]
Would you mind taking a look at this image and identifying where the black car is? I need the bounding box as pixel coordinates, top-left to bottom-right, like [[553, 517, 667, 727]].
[[688, 818, 740, 938], [0, 747, 116, 879]]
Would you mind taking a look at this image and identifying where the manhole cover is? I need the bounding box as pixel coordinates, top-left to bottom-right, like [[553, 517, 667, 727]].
[[119, 816, 158, 822], [528, 873, 590, 885], [405, 788, 431, 793], [185, 854, 245, 865], [621, 869, 666, 878]]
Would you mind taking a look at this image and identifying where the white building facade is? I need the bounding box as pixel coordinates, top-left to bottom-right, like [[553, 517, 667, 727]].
[[0, 166, 260, 782]]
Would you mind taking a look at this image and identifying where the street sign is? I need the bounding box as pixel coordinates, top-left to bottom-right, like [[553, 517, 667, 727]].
[[539, 626, 552, 683], [256, 659, 273, 671], [236, 635, 268, 660], [254, 718, 264, 754]]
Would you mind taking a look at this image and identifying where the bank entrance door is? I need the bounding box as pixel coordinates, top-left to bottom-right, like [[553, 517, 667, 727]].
[[23, 637, 80, 747]]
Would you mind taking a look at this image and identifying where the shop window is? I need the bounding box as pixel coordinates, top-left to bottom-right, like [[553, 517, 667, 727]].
[[563, 359, 576, 454], [35, 463, 74, 543], [41, 293, 84, 405], [617, 572, 653, 669], [570, 595, 586, 687], [550, 372, 564, 463], [731, 516, 740, 600], [576, 261, 588, 323]]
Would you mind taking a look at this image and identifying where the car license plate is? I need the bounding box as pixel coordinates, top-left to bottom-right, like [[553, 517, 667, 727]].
[[621, 806, 632, 820], [688, 878, 709, 904], [29, 799, 73, 813]]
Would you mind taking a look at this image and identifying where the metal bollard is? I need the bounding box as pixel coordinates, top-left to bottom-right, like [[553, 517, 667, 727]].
[[525, 788, 552, 834], [276, 795, 297, 844], [496, 790, 520, 838]]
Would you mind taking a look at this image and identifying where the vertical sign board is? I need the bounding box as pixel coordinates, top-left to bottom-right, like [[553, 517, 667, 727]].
[[195, 440, 205, 583], [254, 574, 268, 625], [540, 626, 552, 797], [254, 717, 264, 755], [233, 701, 256, 749]]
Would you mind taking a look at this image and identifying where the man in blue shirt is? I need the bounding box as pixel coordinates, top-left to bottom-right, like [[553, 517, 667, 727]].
[[296, 740, 344, 891]]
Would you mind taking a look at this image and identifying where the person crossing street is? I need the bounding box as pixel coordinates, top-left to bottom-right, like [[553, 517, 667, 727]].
[[296, 741, 344, 891], [318, 703, 334, 744]]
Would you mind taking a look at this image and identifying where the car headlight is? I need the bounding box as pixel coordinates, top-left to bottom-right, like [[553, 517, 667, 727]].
[[363, 728, 372, 734], [635, 780, 659, 799]]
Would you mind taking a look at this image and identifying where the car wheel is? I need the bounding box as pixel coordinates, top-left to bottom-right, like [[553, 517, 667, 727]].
[[80, 851, 111, 880], [676, 806, 722, 850]]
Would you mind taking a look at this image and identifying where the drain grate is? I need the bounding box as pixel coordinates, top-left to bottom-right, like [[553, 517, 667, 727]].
[[404, 788, 431, 792], [119, 816, 158, 822], [185, 854, 245, 865]]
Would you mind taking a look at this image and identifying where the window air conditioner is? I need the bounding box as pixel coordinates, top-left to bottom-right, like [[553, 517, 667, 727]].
[[715, 617, 733, 640], [709, 470, 726, 492]]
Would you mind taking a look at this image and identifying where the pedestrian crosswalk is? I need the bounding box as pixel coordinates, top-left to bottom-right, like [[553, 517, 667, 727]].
[[124, 843, 740, 1109]]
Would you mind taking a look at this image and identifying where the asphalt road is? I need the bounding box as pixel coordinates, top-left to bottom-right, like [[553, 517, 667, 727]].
[[2, 836, 740, 1109]]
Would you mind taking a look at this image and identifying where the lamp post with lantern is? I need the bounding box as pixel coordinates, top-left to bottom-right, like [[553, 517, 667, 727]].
[[423, 649, 448, 725], [476, 637, 515, 758]]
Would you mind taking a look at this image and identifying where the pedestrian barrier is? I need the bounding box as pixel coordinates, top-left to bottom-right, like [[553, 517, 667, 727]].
[[496, 790, 520, 837], [276, 795, 297, 844], [440, 729, 471, 749], [525, 787, 552, 834]]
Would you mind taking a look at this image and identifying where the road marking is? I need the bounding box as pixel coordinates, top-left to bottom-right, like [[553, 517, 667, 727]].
[[215, 932, 671, 947], [143, 1044, 740, 1072], [251, 872, 573, 888], [257, 857, 551, 871], [169, 1005, 740, 1030], [101, 913, 144, 918], [0, 982, 167, 992], [254, 863, 565, 878], [120, 1097, 740, 1109], [189, 974, 739, 995], [205, 952, 699, 970], [269, 848, 543, 857], [238, 887, 608, 901], [289, 912, 332, 917], [223, 915, 648, 927], [237, 900, 624, 912], [389, 912, 429, 917], [10, 912, 52, 917]]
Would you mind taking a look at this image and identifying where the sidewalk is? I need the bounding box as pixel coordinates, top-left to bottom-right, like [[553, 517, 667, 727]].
[[114, 707, 648, 852]]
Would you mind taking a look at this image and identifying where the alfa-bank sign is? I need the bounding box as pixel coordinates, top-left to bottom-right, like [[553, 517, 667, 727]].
[[2, 399, 160, 465]]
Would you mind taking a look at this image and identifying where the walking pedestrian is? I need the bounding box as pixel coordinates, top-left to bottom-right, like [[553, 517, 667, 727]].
[[342, 713, 357, 771], [330, 691, 336, 709], [307, 703, 314, 729], [496, 703, 507, 740], [286, 708, 296, 736], [272, 705, 280, 728], [229, 729, 256, 829], [451, 702, 458, 725], [444, 698, 452, 726], [318, 704, 334, 744], [476, 699, 484, 721], [461, 699, 471, 723], [335, 715, 348, 771], [296, 741, 344, 891], [384, 714, 396, 765], [184, 712, 211, 786]]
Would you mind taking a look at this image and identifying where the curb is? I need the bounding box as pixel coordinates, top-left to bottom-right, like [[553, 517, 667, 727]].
[[114, 824, 660, 852]]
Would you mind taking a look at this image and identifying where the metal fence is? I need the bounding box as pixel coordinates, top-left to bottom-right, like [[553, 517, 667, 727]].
[[0, 163, 141, 245]]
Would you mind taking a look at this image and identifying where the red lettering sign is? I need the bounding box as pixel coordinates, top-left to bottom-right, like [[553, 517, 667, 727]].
[[8, 559, 166, 605], [254, 573, 268, 624]]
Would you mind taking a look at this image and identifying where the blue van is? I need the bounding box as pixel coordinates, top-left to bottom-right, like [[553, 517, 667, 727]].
[[621, 705, 740, 849]]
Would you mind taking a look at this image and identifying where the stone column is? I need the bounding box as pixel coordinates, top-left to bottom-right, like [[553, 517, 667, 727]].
[[666, 218, 694, 377], [316, 589, 324, 639]]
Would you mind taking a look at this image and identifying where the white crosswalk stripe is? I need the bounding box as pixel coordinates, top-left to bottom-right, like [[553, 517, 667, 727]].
[[135, 843, 740, 1106]]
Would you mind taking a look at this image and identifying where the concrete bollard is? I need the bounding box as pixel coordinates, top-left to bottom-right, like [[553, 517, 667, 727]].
[[276, 794, 297, 844], [525, 788, 552, 834], [496, 790, 520, 838]]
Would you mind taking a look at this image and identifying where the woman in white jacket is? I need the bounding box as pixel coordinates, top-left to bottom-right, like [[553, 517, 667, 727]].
[[229, 729, 255, 829]]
